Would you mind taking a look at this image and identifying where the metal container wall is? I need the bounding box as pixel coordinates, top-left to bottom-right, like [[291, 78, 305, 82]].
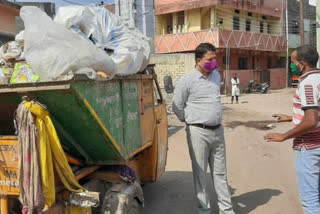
[[0, 75, 157, 165]]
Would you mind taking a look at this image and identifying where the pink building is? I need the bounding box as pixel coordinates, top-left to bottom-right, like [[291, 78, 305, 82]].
[[0, 0, 20, 42], [104, 3, 115, 14], [154, 0, 288, 92]]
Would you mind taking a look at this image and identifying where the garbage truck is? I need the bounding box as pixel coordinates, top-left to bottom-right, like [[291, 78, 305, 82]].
[[0, 65, 168, 213]]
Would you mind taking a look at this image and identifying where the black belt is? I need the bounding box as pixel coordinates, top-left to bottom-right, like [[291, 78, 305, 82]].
[[189, 123, 221, 131]]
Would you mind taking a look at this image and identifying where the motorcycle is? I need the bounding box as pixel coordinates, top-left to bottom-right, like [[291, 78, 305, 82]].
[[245, 80, 269, 94]]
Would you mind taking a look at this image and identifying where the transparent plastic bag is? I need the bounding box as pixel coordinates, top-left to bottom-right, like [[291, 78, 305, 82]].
[[20, 6, 116, 81], [55, 5, 150, 75]]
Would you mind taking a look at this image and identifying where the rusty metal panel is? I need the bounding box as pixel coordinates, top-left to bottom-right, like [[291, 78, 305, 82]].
[[139, 79, 156, 147], [154, 104, 168, 180]]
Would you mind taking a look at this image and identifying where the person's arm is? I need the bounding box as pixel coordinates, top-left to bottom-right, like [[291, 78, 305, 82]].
[[172, 77, 189, 122], [265, 82, 319, 142], [272, 114, 292, 122], [264, 109, 318, 142]]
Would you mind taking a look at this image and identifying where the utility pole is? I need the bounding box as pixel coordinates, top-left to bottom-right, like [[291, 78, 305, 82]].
[[115, 0, 120, 16], [284, 0, 289, 87], [300, 0, 304, 45], [317, 0, 320, 67]]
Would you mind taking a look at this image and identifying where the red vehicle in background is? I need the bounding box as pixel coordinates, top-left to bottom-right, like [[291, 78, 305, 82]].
[[292, 75, 299, 88]]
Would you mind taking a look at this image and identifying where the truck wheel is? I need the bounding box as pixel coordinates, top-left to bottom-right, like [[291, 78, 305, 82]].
[[101, 182, 143, 214], [127, 199, 141, 214], [101, 193, 141, 214]]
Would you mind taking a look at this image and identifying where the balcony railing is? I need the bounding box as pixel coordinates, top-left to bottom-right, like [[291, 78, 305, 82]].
[[154, 28, 287, 53]]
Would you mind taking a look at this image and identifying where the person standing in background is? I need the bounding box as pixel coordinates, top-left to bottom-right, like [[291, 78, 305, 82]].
[[231, 73, 240, 104]]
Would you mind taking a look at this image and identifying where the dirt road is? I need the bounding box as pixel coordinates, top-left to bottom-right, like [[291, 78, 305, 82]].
[[142, 88, 303, 214]]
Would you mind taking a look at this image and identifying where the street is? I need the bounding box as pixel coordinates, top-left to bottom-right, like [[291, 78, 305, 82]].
[[142, 88, 303, 214]]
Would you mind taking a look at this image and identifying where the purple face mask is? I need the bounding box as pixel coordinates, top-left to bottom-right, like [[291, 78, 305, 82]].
[[203, 59, 217, 72]]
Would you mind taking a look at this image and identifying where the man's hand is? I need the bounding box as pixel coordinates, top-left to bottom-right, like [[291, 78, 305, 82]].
[[272, 114, 292, 123], [264, 133, 286, 142]]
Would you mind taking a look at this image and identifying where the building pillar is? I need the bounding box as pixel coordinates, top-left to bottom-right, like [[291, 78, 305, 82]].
[[173, 12, 177, 34], [210, 7, 216, 28]]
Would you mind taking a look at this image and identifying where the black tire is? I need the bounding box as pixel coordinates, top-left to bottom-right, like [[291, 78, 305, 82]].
[[245, 88, 251, 94]]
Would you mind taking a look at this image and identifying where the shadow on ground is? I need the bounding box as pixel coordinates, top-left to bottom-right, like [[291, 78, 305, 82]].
[[168, 125, 184, 137], [232, 188, 282, 213], [141, 171, 282, 214], [224, 120, 277, 130]]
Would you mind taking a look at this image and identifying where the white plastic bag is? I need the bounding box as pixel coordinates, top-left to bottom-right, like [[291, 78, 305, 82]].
[[20, 6, 116, 81], [0, 41, 23, 62], [54, 5, 151, 75]]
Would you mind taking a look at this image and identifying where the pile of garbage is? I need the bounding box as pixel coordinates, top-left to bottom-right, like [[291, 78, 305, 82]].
[[0, 38, 39, 84], [0, 5, 151, 84]]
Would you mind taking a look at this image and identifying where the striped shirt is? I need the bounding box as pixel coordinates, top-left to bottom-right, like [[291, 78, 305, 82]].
[[293, 70, 320, 150]]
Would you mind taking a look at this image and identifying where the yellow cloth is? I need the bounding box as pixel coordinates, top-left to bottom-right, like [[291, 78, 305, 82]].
[[66, 206, 92, 214], [24, 101, 84, 207]]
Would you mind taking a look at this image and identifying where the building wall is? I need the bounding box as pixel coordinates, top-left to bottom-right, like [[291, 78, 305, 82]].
[[0, 4, 19, 34], [201, 7, 211, 30], [150, 52, 286, 94], [186, 8, 201, 32], [104, 4, 115, 13], [156, 6, 281, 36], [225, 68, 286, 91], [288, 0, 316, 48], [155, 0, 284, 18], [217, 50, 281, 71], [270, 68, 287, 89], [150, 53, 195, 89]]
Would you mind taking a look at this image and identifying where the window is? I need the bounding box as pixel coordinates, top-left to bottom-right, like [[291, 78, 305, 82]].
[[267, 24, 271, 34], [233, 17, 240, 30], [312, 23, 317, 36], [276, 57, 286, 68], [246, 20, 251, 31], [248, 12, 252, 17], [235, 9, 240, 14], [262, 16, 267, 20], [223, 56, 227, 65], [252, 56, 256, 69], [267, 57, 272, 68], [291, 20, 299, 34], [177, 11, 184, 26], [219, 18, 224, 25], [260, 22, 264, 33], [239, 57, 248, 70]]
